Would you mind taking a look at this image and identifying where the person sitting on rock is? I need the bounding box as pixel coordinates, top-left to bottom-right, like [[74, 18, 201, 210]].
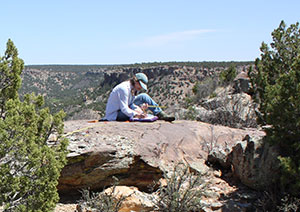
[[103, 72, 175, 122]]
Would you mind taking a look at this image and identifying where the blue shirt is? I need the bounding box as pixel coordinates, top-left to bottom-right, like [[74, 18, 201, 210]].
[[104, 81, 138, 121]]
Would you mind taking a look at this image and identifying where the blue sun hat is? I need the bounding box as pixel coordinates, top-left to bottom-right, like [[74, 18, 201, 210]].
[[135, 73, 148, 91]]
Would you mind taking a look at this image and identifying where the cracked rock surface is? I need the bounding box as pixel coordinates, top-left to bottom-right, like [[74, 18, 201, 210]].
[[56, 120, 268, 211], [58, 120, 264, 196]]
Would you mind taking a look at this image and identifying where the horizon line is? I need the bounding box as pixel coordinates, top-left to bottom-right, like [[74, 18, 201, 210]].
[[24, 60, 254, 66]]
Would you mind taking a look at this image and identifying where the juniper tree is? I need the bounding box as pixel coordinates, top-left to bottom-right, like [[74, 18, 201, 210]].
[[219, 65, 237, 85], [0, 39, 68, 211], [249, 21, 300, 194], [0, 39, 23, 117]]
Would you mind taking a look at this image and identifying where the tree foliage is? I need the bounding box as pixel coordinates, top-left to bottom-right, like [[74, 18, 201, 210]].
[[0, 39, 23, 117], [219, 65, 237, 85], [249, 21, 300, 194], [0, 39, 68, 211]]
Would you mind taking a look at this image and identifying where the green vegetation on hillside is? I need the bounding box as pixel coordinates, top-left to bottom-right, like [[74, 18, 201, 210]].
[[20, 67, 106, 119], [26, 64, 110, 72], [129, 61, 253, 69], [26, 61, 253, 71], [21, 61, 253, 120]]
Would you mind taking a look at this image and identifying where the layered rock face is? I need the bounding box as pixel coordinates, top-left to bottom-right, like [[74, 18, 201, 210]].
[[57, 119, 285, 211], [58, 120, 264, 195], [229, 135, 280, 190]]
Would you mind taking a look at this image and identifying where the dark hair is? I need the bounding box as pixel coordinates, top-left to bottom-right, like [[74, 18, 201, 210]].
[[130, 76, 138, 96], [130, 76, 137, 86]]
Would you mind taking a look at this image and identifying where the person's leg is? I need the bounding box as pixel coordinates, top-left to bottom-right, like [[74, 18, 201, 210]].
[[116, 110, 130, 121], [116, 103, 138, 121], [134, 93, 175, 121], [134, 93, 162, 115]]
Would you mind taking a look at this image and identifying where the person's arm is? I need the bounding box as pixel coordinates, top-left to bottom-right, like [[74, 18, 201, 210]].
[[132, 103, 148, 118], [118, 88, 138, 118]]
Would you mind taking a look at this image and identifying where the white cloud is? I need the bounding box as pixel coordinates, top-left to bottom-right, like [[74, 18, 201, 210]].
[[128, 29, 215, 48]]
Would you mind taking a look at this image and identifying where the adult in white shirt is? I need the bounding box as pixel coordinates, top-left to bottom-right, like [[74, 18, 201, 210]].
[[103, 73, 174, 121]]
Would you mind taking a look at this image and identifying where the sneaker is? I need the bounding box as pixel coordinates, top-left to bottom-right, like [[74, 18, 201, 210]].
[[157, 111, 175, 122]]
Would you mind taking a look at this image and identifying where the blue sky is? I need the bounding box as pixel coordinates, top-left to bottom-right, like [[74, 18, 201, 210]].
[[0, 0, 299, 65]]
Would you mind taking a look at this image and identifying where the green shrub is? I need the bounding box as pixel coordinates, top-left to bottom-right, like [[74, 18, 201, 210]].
[[209, 92, 217, 98], [256, 191, 300, 212], [152, 163, 209, 212], [0, 39, 68, 211], [192, 77, 219, 101], [78, 177, 128, 212], [249, 21, 300, 195], [219, 65, 237, 85], [184, 106, 197, 121]]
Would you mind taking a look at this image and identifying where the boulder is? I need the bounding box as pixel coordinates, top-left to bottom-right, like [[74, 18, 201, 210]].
[[58, 120, 263, 195], [229, 135, 281, 190], [208, 133, 281, 191], [104, 186, 154, 212], [233, 71, 251, 94], [194, 93, 257, 128], [58, 132, 162, 194], [76, 186, 154, 212]]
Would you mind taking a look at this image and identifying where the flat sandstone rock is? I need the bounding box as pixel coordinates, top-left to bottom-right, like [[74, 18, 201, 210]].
[[58, 120, 264, 194]]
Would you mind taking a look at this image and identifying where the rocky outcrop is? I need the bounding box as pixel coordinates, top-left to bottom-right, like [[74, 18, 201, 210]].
[[58, 132, 163, 194], [176, 70, 258, 129], [229, 135, 281, 190], [180, 92, 257, 128], [58, 120, 263, 195], [233, 71, 251, 94], [57, 120, 279, 211], [208, 134, 281, 191]]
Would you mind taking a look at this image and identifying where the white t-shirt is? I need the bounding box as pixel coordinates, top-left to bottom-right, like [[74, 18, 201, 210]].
[[104, 81, 138, 121]]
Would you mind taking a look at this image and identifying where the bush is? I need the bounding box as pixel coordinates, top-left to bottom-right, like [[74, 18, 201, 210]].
[[77, 177, 128, 212], [0, 39, 68, 211], [192, 77, 219, 101], [184, 106, 197, 121], [278, 195, 300, 212], [151, 163, 209, 212], [219, 65, 237, 85], [249, 21, 300, 195]]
